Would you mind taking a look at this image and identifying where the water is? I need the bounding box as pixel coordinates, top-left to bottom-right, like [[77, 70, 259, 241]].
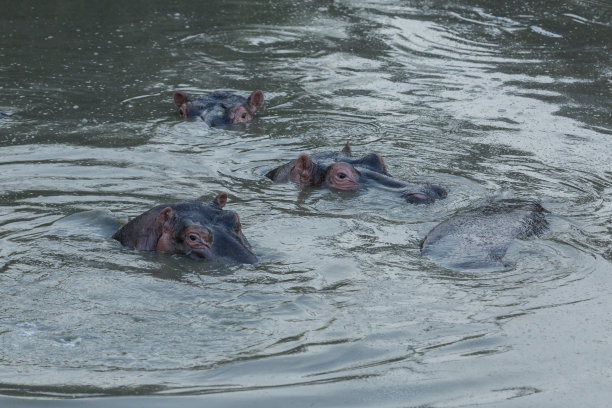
[[1, 1, 611, 407]]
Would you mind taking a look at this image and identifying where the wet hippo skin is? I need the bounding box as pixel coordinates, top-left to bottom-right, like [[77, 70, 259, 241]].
[[173, 90, 264, 127], [421, 200, 549, 270], [266, 142, 447, 204], [113, 193, 257, 264]]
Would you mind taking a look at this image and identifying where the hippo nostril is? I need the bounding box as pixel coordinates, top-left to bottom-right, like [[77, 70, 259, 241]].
[[403, 192, 430, 204]]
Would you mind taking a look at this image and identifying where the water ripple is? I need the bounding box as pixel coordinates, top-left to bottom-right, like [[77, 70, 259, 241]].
[[1, 0, 611, 405]]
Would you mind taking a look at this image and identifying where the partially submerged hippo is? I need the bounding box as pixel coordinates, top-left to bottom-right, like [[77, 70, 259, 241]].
[[421, 200, 548, 270], [113, 193, 257, 264], [173, 90, 264, 126], [265, 142, 447, 204]]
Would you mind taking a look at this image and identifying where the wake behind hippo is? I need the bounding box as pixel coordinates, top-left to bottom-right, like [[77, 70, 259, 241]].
[[113, 193, 257, 264], [421, 200, 549, 270], [265, 142, 447, 204], [174, 90, 264, 127]]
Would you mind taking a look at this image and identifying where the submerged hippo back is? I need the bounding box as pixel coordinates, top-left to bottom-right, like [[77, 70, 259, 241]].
[[421, 201, 548, 270]]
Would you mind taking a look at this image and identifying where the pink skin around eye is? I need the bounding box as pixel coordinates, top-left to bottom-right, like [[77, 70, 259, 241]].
[[326, 163, 361, 191], [155, 225, 211, 253], [229, 106, 251, 124], [184, 226, 212, 250]]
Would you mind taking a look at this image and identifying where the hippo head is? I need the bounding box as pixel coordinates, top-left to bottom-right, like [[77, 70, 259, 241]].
[[113, 193, 257, 264], [265, 153, 362, 191], [173, 90, 264, 126], [155, 194, 257, 263]]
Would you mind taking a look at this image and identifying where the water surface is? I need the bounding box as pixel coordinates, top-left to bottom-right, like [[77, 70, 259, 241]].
[[1, 1, 611, 407]]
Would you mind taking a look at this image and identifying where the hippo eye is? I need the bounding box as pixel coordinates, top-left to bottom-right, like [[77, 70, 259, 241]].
[[241, 113, 247, 119], [189, 234, 198, 241], [338, 173, 346, 179]]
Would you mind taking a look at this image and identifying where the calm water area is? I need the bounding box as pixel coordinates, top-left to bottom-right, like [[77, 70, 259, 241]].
[[1, 1, 611, 407]]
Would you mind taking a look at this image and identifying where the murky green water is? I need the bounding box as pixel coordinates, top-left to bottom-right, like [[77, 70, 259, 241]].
[[1, 1, 611, 407]]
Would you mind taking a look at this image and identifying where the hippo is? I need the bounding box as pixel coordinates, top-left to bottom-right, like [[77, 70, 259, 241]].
[[112, 193, 257, 264], [265, 142, 447, 204], [420, 200, 549, 270], [173, 90, 264, 127]]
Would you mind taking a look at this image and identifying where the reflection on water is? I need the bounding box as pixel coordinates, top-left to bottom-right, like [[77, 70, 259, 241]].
[[1, 0, 611, 406]]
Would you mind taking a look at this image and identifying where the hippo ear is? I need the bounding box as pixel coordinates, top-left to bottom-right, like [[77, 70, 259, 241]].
[[136, 206, 174, 251], [377, 154, 389, 175], [212, 192, 228, 209], [157, 206, 175, 225], [295, 154, 312, 174], [341, 140, 352, 156], [265, 167, 280, 180], [173, 91, 189, 107], [246, 90, 264, 112], [294, 154, 316, 185]]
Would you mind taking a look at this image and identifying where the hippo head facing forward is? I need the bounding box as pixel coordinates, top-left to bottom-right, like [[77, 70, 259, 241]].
[[113, 193, 257, 264], [173, 90, 264, 127]]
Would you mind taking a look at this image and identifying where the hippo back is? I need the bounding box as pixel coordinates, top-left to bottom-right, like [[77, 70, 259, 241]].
[[421, 201, 548, 270]]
